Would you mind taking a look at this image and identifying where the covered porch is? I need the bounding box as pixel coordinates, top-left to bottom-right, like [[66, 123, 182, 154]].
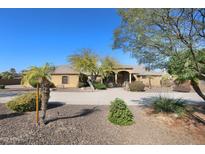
[[104, 69, 136, 87]]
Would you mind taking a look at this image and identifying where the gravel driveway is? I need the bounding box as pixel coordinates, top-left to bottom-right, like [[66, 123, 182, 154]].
[[0, 88, 204, 105]]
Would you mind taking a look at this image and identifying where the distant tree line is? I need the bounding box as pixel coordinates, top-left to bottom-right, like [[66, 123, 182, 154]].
[[0, 68, 20, 80]]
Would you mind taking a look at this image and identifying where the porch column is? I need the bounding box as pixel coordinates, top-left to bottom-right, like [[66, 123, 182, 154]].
[[129, 73, 132, 83], [115, 73, 118, 84]]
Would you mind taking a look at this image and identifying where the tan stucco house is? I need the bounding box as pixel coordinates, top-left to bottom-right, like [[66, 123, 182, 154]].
[[51, 64, 163, 88]]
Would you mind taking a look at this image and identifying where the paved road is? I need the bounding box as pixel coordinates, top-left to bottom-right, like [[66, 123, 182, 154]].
[[0, 88, 204, 105]]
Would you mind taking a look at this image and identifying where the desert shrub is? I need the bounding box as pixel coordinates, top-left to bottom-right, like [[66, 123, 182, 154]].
[[0, 85, 5, 89], [78, 82, 89, 88], [153, 96, 186, 116], [129, 81, 145, 91], [160, 74, 172, 87], [6, 93, 41, 112], [108, 98, 134, 126], [173, 80, 191, 92], [93, 82, 107, 90], [107, 82, 115, 88]]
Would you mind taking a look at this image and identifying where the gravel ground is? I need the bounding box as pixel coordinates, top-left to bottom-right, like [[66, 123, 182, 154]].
[[0, 103, 204, 145]]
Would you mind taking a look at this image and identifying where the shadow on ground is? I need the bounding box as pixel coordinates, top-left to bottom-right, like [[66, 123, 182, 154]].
[[131, 96, 205, 107], [131, 96, 205, 123], [0, 92, 19, 97], [0, 112, 24, 121], [45, 106, 100, 125], [0, 102, 65, 121], [131, 97, 157, 107], [47, 102, 65, 110]]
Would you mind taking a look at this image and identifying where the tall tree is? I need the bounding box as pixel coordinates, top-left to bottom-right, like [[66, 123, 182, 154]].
[[68, 49, 119, 88], [10, 68, 16, 76], [0, 71, 14, 79], [113, 8, 205, 101], [21, 63, 54, 124], [68, 48, 99, 82], [0, 68, 17, 79], [168, 50, 205, 100], [99, 56, 119, 82]]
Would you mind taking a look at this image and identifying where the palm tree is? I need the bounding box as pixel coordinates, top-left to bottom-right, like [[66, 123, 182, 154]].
[[21, 63, 54, 124]]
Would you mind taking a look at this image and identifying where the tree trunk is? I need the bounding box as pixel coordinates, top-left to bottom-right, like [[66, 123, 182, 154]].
[[87, 78, 95, 91], [36, 83, 40, 125], [149, 77, 152, 89], [190, 79, 205, 101], [40, 82, 50, 124]]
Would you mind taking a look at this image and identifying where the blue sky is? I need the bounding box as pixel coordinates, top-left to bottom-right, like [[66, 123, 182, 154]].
[[0, 9, 137, 72]]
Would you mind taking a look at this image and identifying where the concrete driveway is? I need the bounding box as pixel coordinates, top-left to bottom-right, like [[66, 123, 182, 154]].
[[49, 88, 204, 105], [0, 88, 204, 105]]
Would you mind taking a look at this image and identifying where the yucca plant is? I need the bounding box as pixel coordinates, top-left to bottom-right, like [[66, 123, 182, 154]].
[[153, 96, 186, 116]]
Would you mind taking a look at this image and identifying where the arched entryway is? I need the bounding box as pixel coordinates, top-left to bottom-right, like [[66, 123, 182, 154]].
[[117, 71, 129, 86]]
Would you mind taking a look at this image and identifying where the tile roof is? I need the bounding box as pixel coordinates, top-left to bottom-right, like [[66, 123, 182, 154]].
[[52, 64, 163, 76], [131, 65, 163, 75], [52, 65, 80, 75]]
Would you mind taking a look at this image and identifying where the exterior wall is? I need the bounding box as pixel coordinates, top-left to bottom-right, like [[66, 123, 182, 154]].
[[150, 76, 162, 87], [51, 74, 79, 88], [199, 80, 205, 92], [134, 75, 162, 87]]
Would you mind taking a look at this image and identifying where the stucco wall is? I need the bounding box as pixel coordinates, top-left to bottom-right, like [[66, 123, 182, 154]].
[[51, 74, 79, 88], [199, 80, 205, 92], [136, 75, 162, 87]]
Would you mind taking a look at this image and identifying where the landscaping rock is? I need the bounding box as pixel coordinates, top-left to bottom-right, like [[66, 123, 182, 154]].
[[0, 103, 205, 144]]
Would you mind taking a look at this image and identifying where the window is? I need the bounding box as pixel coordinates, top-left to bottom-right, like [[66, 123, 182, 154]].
[[62, 76, 68, 84]]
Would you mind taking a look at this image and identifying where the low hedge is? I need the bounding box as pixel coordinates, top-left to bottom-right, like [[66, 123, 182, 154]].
[[0, 85, 5, 89], [6, 93, 41, 112], [129, 81, 145, 91], [78, 82, 89, 88], [160, 74, 172, 87], [108, 98, 134, 126], [93, 82, 107, 90]]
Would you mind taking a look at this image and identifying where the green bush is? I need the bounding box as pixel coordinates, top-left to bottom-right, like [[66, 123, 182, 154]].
[[129, 81, 145, 91], [160, 74, 172, 87], [153, 96, 186, 116], [108, 98, 134, 126], [6, 93, 41, 112], [107, 82, 115, 88], [78, 82, 89, 88], [0, 85, 5, 89], [93, 82, 107, 90]]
